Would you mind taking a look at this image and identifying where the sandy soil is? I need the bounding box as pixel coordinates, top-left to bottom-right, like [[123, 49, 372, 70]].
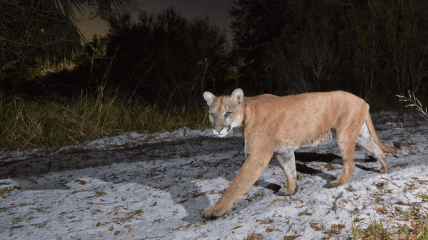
[[0, 111, 427, 239]]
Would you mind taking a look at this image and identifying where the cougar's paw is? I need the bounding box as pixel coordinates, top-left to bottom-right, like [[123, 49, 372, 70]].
[[380, 166, 390, 174], [278, 183, 298, 196], [329, 180, 340, 188], [201, 205, 224, 220]]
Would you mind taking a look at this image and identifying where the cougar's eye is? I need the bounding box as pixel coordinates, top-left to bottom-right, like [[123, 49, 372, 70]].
[[210, 113, 215, 117], [225, 112, 232, 117]]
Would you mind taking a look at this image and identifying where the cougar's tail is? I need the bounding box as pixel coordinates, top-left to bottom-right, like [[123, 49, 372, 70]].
[[366, 113, 399, 154]]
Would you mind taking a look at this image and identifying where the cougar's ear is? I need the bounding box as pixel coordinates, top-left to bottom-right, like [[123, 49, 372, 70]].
[[231, 88, 244, 104], [203, 91, 216, 106]]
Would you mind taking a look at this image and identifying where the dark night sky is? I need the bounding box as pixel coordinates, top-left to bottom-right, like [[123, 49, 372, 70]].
[[75, 0, 233, 42]]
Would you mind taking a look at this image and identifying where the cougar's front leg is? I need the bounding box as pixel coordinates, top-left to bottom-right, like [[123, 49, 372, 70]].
[[276, 148, 298, 195], [201, 135, 275, 219]]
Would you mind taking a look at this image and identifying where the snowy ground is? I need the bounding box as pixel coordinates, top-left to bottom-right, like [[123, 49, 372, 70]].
[[0, 110, 427, 240]]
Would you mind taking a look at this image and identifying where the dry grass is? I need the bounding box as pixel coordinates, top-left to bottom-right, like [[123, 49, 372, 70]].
[[351, 208, 428, 240], [396, 90, 428, 122], [0, 86, 211, 151]]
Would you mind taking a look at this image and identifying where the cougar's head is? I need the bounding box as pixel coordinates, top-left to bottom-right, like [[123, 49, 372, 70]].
[[203, 88, 244, 137]]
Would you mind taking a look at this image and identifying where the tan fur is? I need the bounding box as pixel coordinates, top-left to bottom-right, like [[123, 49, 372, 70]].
[[201, 89, 399, 219]]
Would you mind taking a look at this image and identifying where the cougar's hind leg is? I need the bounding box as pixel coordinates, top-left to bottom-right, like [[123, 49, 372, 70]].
[[329, 123, 359, 188], [330, 139, 356, 187], [276, 148, 298, 195], [356, 122, 390, 173]]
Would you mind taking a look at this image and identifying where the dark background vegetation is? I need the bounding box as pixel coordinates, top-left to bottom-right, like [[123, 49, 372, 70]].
[[2, 0, 428, 110]]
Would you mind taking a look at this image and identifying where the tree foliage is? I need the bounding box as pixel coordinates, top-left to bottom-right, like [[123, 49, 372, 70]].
[[337, 0, 428, 99], [231, 0, 428, 104], [229, 0, 306, 93], [103, 7, 229, 109], [16, 7, 230, 110], [0, 0, 133, 88], [265, 14, 340, 95]]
